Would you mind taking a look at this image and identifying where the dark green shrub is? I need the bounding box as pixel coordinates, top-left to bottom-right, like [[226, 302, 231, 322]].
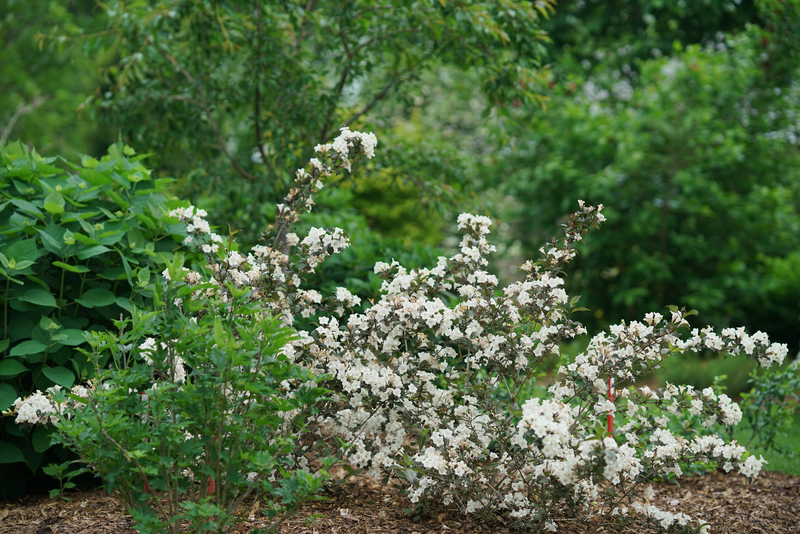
[[0, 141, 185, 496]]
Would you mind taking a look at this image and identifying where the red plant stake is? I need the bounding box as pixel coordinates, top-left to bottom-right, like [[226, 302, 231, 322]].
[[209, 430, 218, 522], [607, 378, 614, 435], [141, 392, 152, 494]]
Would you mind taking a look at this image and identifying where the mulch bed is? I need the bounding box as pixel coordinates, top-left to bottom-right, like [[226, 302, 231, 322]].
[[1, 470, 798, 534]]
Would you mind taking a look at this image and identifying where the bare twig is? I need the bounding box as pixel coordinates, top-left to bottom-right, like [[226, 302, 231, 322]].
[[253, 0, 270, 169], [1, 95, 50, 144]]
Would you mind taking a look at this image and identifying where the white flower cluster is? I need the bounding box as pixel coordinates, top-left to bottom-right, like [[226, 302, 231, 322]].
[[12, 390, 59, 425], [301, 227, 350, 271], [315, 126, 378, 172], [162, 129, 378, 323], [11, 384, 92, 425], [169, 206, 224, 254]]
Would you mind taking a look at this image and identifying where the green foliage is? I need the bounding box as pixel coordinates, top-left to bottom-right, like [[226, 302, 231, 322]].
[[734, 360, 800, 454], [53, 263, 332, 534], [655, 353, 759, 400], [0, 141, 185, 496], [543, 0, 800, 83], [733, 414, 800, 476], [544, 0, 760, 65], [497, 35, 800, 349], [42, 460, 88, 500]]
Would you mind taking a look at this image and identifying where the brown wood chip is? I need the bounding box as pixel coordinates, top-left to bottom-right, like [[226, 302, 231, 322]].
[[0, 470, 799, 533]]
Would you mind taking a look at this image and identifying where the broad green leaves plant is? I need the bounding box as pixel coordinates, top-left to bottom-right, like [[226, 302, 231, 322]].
[[0, 140, 185, 496]]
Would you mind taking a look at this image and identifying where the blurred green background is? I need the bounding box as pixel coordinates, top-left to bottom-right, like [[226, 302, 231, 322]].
[[2, 0, 799, 434]]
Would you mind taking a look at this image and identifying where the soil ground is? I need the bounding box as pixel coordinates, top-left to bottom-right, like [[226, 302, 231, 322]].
[[1, 470, 798, 534]]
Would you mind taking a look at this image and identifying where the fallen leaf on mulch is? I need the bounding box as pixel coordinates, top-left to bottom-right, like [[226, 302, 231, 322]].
[[0, 471, 798, 533]]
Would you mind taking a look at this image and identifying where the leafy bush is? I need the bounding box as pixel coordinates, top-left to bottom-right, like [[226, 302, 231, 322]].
[[0, 141, 184, 496], [51, 277, 330, 534], [732, 359, 800, 455], [10, 127, 380, 531]]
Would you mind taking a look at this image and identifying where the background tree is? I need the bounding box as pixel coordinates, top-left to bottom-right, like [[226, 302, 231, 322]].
[[42, 0, 556, 245], [0, 0, 112, 157], [489, 0, 800, 354]]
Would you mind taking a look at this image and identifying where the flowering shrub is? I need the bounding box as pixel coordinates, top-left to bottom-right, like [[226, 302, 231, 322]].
[[10, 127, 789, 533], [287, 207, 787, 532]]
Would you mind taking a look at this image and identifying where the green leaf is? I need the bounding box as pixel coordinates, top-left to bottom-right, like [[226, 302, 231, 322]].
[[38, 228, 64, 255], [73, 232, 99, 246], [43, 191, 66, 214], [42, 366, 75, 388], [19, 289, 58, 308], [23, 274, 50, 291], [58, 329, 89, 346], [135, 213, 156, 229], [0, 384, 17, 411], [5, 238, 38, 265], [34, 163, 62, 176], [74, 288, 116, 308], [127, 228, 145, 249], [106, 189, 130, 209], [137, 266, 151, 287], [79, 167, 112, 186], [76, 245, 111, 260], [115, 297, 133, 312], [32, 427, 54, 453], [0, 441, 25, 464], [0, 339, 8, 352], [117, 249, 133, 282], [9, 340, 47, 357], [10, 198, 44, 218], [52, 261, 90, 273], [80, 155, 100, 168], [39, 315, 58, 331], [8, 212, 35, 229], [0, 359, 27, 377], [97, 230, 125, 246]]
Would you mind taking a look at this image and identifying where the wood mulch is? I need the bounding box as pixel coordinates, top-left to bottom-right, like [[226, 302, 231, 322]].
[[1, 470, 798, 534]]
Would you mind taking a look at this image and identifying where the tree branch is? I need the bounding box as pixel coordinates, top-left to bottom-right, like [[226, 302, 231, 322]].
[[157, 48, 258, 181], [343, 76, 397, 128], [343, 44, 441, 128], [319, 33, 352, 142]]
